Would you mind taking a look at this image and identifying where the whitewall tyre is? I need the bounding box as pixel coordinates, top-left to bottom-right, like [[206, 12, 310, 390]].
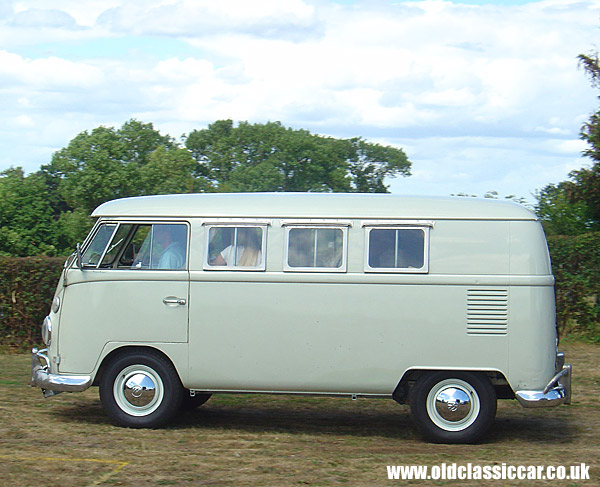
[[410, 371, 496, 443], [100, 350, 183, 428]]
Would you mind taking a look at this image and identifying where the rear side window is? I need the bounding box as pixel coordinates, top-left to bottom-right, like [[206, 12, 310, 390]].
[[283, 223, 349, 272], [205, 225, 266, 270], [365, 226, 429, 273]]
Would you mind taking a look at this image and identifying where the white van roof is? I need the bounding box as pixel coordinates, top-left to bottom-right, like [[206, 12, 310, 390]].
[[92, 193, 537, 221]]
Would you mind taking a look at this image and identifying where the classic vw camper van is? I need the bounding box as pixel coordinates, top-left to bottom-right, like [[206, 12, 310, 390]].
[[31, 193, 571, 443]]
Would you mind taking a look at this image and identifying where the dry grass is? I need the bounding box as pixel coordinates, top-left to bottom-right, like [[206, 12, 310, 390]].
[[1, 342, 598, 486]]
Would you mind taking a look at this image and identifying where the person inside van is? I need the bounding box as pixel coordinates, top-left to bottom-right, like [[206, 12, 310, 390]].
[[153, 224, 187, 270], [211, 227, 262, 267]]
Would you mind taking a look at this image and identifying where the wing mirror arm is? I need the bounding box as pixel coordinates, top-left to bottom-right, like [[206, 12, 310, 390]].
[[76, 243, 85, 270]]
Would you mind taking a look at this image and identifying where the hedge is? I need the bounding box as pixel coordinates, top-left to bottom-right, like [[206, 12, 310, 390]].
[[1, 233, 599, 350], [0, 256, 65, 350], [547, 232, 600, 342]]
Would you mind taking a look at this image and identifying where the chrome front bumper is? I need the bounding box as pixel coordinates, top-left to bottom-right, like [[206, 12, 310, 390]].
[[31, 348, 93, 397], [515, 353, 572, 408]]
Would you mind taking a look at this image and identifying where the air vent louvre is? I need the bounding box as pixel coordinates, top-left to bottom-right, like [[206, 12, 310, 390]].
[[467, 288, 508, 336]]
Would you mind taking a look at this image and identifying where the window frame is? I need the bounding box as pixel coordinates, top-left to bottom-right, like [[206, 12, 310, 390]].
[[362, 220, 433, 274], [282, 219, 351, 273], [79, 222, 118, 268], [203, 219, 270, 271], [80, 220, 190, 271], [131, 223, 189, 270]]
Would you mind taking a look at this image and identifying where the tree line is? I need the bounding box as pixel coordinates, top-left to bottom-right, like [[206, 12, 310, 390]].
[[535, 53, 600, 236], [0, 120, 411, 256]]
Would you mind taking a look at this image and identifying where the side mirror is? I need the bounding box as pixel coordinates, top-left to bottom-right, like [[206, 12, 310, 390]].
[[76, 243, 84, 269]]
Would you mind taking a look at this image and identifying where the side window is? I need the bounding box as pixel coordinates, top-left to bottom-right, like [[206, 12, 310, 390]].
[[80, 222, 188, 270], [100, 224, 134, 266], [123, 225, 151, 268], [205, 226, 266, 270], [366, 227, 428, 273], [284, 226, 347, 272], [131, 224, 188, 270]]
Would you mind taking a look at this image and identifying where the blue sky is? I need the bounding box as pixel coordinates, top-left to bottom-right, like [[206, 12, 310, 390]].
[[17, 37, 197, 61], [1, 0, 599, 202]]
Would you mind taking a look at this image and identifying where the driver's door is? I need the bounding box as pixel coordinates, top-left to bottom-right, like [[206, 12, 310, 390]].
[[57, 221, 190, 375]]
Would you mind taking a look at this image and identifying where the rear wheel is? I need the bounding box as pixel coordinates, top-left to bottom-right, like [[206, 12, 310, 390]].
[[410, 371, 496, 443], [99, 350, 183, 428]]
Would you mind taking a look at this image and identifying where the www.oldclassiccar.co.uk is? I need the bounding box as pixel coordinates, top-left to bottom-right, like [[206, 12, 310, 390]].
[[386, 463, 591, 481]]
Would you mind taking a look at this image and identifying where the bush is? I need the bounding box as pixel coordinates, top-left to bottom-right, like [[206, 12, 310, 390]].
[[0, 256, 65, 350], [548, 232, 600, 342]]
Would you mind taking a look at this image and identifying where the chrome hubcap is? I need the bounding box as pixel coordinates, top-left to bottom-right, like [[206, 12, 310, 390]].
[[123, 373, 157, 407], [114, 365, 164, 416], [434, 387, 472, 422], [426, 378, 480, 431]]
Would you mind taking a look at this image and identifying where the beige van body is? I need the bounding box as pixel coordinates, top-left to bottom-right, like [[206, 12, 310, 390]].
[[32, 193, 571, 442]]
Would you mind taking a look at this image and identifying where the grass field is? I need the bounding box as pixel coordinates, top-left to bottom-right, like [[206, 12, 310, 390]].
[[0, 342, 598, 486]]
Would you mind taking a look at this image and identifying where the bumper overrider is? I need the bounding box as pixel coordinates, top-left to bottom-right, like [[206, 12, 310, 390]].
[[515, 352, 572, 408], [31, 348, 92, 398]]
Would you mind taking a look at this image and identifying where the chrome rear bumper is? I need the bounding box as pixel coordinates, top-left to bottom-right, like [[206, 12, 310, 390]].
[[515, 354, 572, 408], [31, 348, 92, 397]]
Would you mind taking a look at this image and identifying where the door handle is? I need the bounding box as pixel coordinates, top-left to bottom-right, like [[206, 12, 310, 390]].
[[163, 297, 187, 306]]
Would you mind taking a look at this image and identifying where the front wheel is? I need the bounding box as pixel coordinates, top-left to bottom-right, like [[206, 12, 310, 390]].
[[410, 371, 496, 443], [100, 350, 183, 428]]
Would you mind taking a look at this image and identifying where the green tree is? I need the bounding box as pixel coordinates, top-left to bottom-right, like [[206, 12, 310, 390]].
[[534, 52, 600, 234], [119, 119, 175, 166], [40, 120, 177, 215], [2, 118, 412, 256], [43, 125, 129, 214], [185, 120, 410, 193], [139, 146, 211, 195], [32, 119, 191, 254], [571, 51, 600, 224], [0, 168, 58, 256], [535, 183, 595, 236]]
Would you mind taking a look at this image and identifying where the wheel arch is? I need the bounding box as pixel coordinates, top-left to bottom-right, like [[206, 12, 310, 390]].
[[92, 345, 182, 387], [392, 368, 513, 404]]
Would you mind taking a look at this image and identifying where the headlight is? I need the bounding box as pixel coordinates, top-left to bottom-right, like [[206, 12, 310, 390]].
[[42, 316, 52, 346], [51, 296, 60, 314]]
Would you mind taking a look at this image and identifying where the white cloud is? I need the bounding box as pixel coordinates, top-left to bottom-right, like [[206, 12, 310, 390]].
[[9, 8, 79, 28], [0, 50, 103, 89], [154, 57, 215, 83], [14, 114, 34, 127], [0, 0, 598, 201], [10, 0, 121, 26], [96, 0, 319, 39], [386, 135, 588, 201]]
